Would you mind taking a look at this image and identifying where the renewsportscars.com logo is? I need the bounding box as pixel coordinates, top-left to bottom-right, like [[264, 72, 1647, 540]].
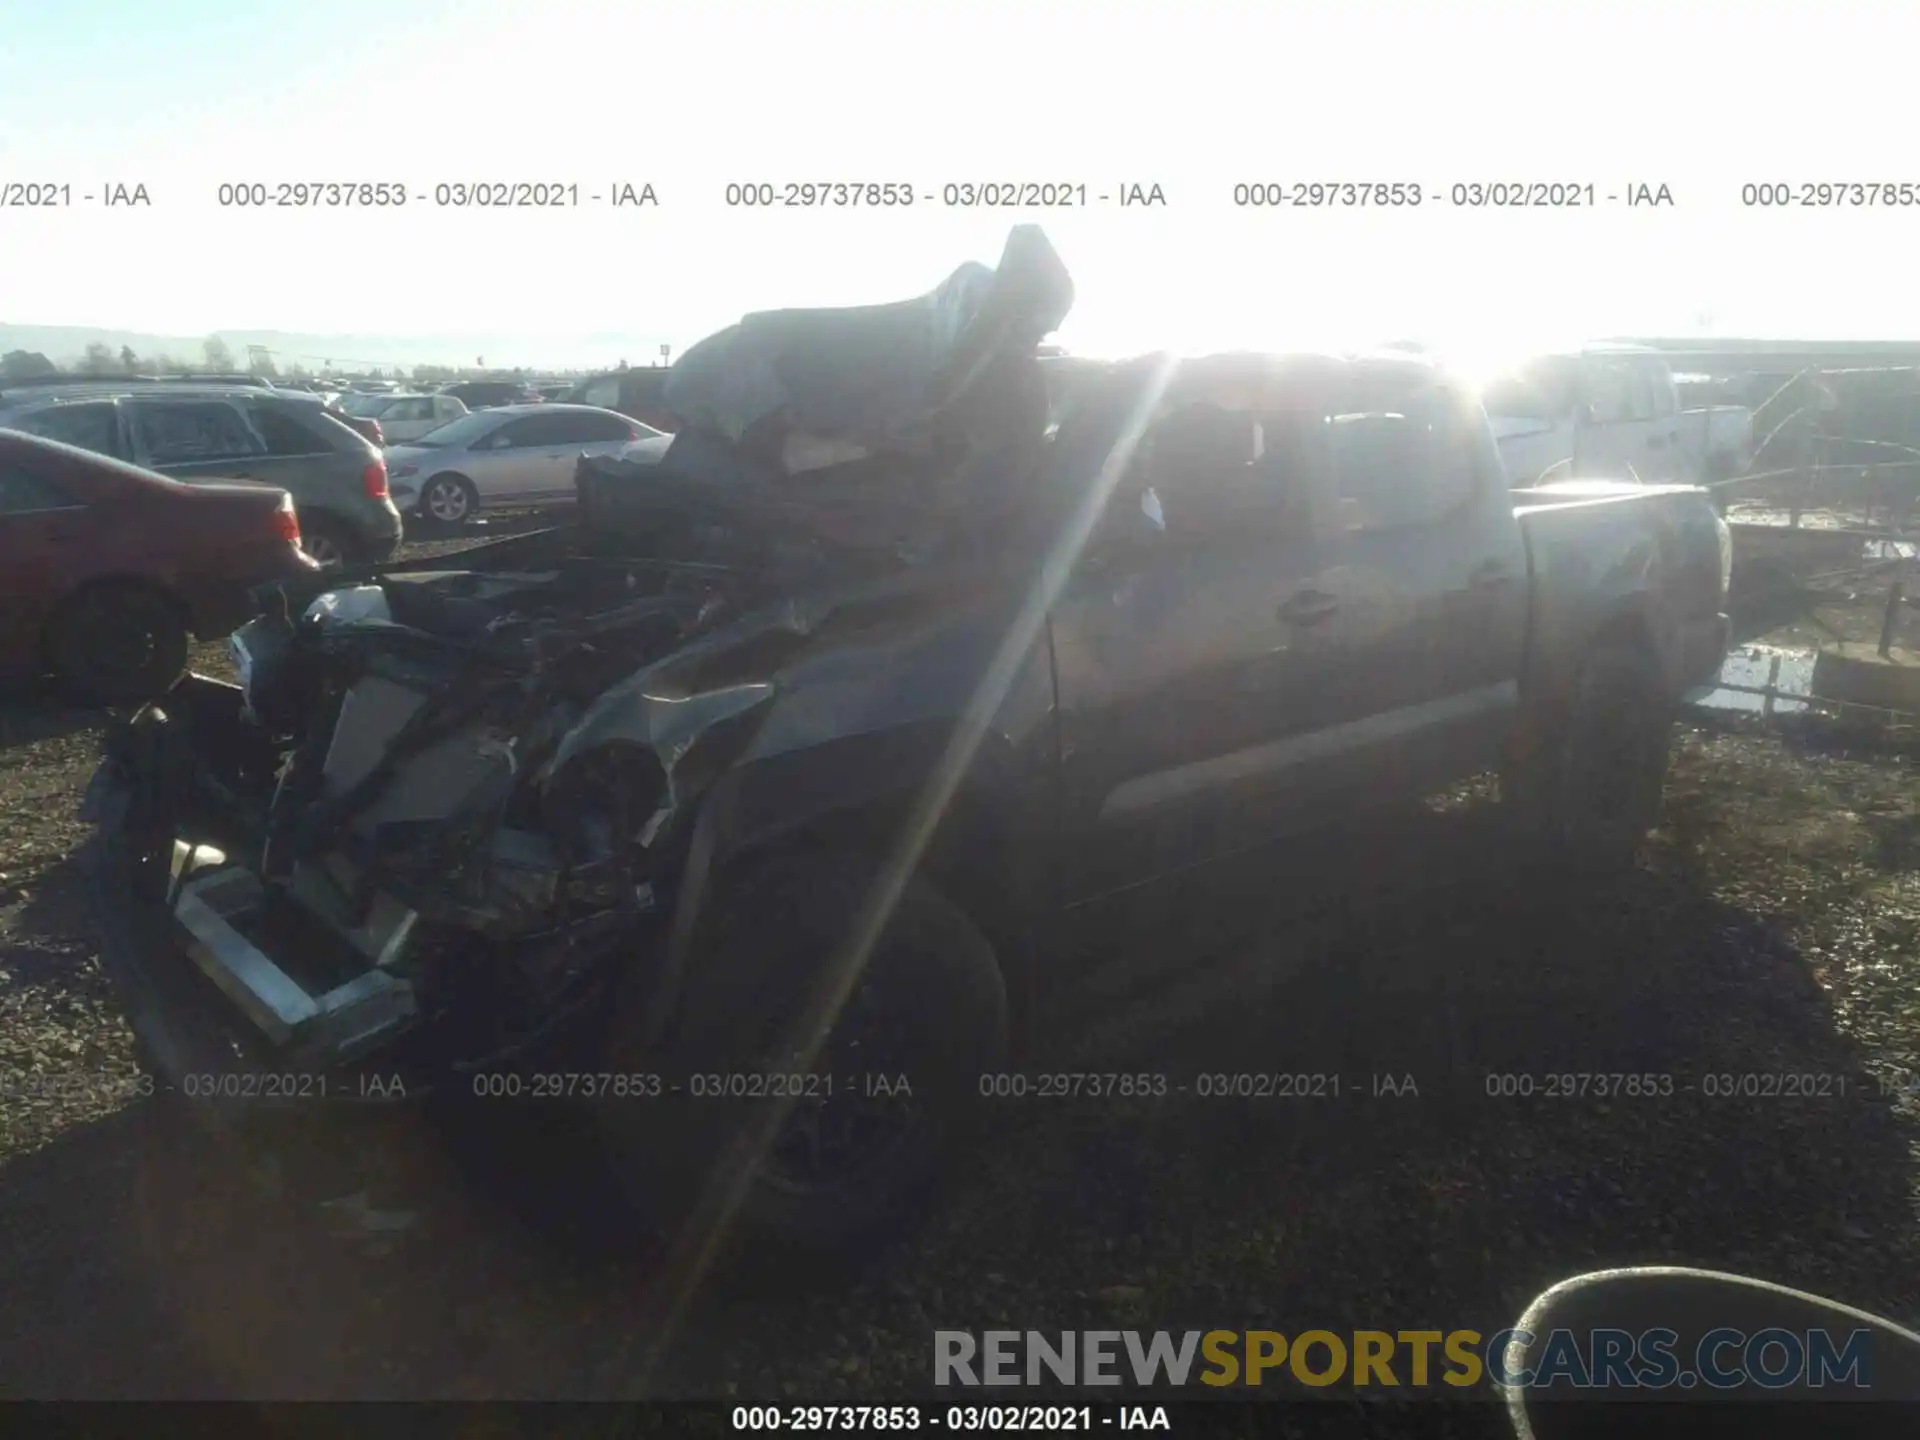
[[933, 1328, 1875, 1391]]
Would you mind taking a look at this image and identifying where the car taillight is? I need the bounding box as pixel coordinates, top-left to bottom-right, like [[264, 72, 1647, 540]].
[[363, 458, 389, 499], [275, 494, 302, 544]]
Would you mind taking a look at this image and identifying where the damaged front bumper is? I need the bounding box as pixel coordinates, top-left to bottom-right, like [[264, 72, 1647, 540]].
[[79, 679, 434, 1115]]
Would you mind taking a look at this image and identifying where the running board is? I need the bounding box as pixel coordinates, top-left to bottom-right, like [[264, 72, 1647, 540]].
[[169, 842, 417, 1064]]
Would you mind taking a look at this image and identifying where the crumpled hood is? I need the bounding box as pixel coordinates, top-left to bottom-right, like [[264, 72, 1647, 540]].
[[610, 434, 672, 466], [662, 223, 1073, 455]]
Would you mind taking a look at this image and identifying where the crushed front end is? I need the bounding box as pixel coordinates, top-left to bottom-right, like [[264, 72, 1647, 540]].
[[79, 542, 766, 1105]]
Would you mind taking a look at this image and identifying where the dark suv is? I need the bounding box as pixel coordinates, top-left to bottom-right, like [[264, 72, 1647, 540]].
[[0, 384, 403, 566], [565, 368, 676, 431], [439, 379, 539, 410]]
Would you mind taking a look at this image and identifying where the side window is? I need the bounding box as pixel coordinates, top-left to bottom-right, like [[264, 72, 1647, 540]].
[[565, 411, 636, 443], [0, 463, 74, 513], [490, 417, 545, 448], [130, 401, 266, 465], [580, 377, 622, 409], [12, 403, 122, 457], [1121, 388, 1314, 543], [1482, 358, 1577, 423], [1583, 361, 1638, 425], [252, 406, 331, 457], [436, 396, 462, 417], [520, 414, 587, 446], [1645, 363, 1680, 419], [1328, 385, 1478, 533]]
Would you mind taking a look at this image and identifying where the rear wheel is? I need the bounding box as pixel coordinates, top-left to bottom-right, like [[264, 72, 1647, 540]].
[[418, 473, 476, 526], [595, 851, 1008, 1258], [1507, 637, 1675, 872], [44, 581, 189, 704], [298, 513, 353, 568]]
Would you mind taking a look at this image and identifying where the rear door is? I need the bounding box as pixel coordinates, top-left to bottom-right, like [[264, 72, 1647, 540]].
[[122, 396, 270, 485], [1639, 359, 1688, 481], [548, 409, 639, 497], [1576, 356, 1656, 479], [233, 401, 365, 527], [1307, 371, 1530, 801], [498, 411, 630, 501]]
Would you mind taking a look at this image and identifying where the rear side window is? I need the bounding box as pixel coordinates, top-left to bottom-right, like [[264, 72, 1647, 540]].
[[1482, 358, 1578, 423], [560, 411, 635, 443], [493, 415, 565, 447], [130, 401, 266, 464], [1641, 362, 1680, 419], [252, 405, 333, 457], [0, 463, 74, 513], [1329, 384, 1480, 532], [11, 402, 122, 457], [1584, 360, 1645, 425]]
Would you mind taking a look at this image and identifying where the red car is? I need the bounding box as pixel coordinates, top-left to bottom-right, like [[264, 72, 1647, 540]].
[[0, 429, 319, 703]]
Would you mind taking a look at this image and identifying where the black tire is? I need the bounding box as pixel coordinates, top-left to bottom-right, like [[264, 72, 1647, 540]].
[[417, 473, 477, 527], [44, 580, 189, 704], [1506, 637, 1675, 873], [595, 851, 1008, 1258], [297, 512, 354, 569]]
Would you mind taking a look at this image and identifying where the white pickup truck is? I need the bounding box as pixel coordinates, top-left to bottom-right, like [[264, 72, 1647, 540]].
[[1483, 344, 1754, 490]]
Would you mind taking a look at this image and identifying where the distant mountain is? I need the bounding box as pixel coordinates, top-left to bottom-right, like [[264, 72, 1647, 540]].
[[0, 323, 676, 372]]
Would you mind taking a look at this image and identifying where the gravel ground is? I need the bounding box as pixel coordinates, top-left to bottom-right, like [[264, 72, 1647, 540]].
[[0, 524, 1917, 1411]]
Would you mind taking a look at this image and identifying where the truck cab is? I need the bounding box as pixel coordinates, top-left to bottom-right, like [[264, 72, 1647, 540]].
[[1484, 345, 1727, 487]]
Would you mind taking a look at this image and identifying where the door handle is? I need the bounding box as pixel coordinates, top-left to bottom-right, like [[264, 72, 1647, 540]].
[[1277, 589, 1338, 624]]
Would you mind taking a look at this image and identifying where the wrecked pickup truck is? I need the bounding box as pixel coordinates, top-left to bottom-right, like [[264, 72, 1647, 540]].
[[80, 228, 1733, 1254]]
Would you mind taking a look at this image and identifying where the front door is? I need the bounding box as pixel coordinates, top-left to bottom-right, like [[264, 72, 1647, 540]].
[[1049, 361, 1340, 903]]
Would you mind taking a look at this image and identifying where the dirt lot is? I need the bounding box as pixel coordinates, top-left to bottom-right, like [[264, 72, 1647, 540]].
[[1, 526, 1918, 1408]]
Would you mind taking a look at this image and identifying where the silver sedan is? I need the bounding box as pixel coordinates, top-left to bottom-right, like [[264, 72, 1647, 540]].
[[385, 404, 666, 523]]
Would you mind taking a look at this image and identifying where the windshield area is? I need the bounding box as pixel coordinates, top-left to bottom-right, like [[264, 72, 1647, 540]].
[[339, 393, 397, 418], [410, 410, 507, 448]]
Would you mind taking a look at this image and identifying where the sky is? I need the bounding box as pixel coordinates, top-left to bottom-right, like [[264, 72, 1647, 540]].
[[3, 0, 1919, 370]]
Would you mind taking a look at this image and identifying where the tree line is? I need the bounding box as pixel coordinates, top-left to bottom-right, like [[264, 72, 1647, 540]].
[[0, 340, 513, 387]]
